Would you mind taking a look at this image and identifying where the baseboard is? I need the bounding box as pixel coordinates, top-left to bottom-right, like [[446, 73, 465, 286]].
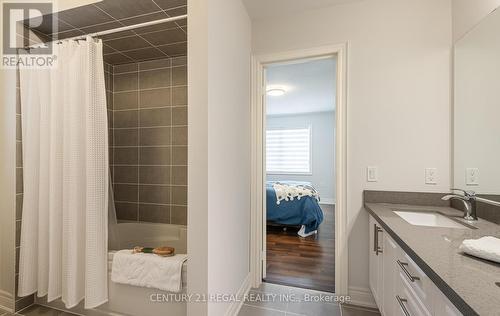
[[225, 273, 251, 316], [348, 286, 376, 309], [0, 289, 14, 313], [319, 198, 335, 205]]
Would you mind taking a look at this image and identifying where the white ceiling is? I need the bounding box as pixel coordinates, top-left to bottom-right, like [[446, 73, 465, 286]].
[[242, 0, 364, 20], [266, 57, 336, 116]]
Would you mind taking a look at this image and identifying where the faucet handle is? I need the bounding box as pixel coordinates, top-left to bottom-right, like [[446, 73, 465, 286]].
[[450, 188, 476, 197]]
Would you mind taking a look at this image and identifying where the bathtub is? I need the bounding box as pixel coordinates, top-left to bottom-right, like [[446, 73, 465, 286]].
[[37, 222, 188, 316]]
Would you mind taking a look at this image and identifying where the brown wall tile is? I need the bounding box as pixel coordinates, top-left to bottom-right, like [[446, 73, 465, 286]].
[[140, 146, 171, 165], [172, 65, 187, 85], [139, 166, 170, 184], [115, 202, 138, 221], [113, 166, 138, 183], [111, 57, 187, 224], [114, 63, 138, 73], [172, 126, 187, 145], [16, 194, 23, 220], [139, 185, 170, 204], [114, 184, 138, 202], [139, 58, 171, 70], [140, 108, 171, 127], [171, 186, 187, 205], [114, 110, 139, 128], [16, 115, 22, 141], [171, 205, 187, 225], [172, 146, 187, 165], [16, 220, 21, 247], [172, 106, 187, 126], [139, 88, 171, 108], [171, 166, 187, 185], [114, 72, 138, 91], [17, 141, 23, 167], [139, 204, 170, 223], [139, 127, 171, 146], [172, 86, 187, 105], [114, 129, 139, 146], [114, 91, 138, 110], [139, 68, 171, 89], [114, 147, 139, 165], [16, 168, 23, 194]]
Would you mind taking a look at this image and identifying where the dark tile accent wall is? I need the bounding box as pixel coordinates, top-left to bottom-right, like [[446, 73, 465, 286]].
[[110, 56, 187, 225], [15, 69, 35, 311]]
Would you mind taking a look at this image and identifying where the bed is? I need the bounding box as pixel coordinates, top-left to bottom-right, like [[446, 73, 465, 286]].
[[266, 181, 324, 237]]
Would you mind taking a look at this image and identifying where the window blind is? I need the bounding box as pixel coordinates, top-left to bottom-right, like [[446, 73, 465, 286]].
[[266, 127, 311, 174]]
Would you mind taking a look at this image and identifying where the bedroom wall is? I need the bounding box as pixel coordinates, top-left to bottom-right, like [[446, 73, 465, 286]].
[[266, 111, 336, 203], [252, 0, 452, 303]]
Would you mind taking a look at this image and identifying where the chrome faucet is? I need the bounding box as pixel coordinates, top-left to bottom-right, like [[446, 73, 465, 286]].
[[442, 189, 478, 221]]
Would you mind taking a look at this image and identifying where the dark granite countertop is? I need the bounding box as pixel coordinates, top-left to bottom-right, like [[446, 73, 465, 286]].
[[365, 203, 500, 316]]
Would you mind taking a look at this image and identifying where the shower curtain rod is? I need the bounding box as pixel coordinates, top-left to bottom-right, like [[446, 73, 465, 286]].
[[27, 14, 187, 49]]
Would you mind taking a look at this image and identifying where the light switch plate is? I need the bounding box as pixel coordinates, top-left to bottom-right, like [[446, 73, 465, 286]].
[[466, 168, 479, 186], [367, 166, 378, 182], [425, 168, 437, 184]]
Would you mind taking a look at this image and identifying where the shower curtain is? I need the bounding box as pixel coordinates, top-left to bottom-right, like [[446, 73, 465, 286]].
[[18, 37, 109, 309]]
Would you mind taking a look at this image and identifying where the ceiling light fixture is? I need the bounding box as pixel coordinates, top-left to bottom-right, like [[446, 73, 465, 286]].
[[266, 88, 286, 96]]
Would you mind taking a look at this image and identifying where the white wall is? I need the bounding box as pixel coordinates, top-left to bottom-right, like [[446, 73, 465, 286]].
[[252, 0, 452, 297], [188, 0, 252, 315], [267, 112, 336, 202], [454, 8, 500, 194], [452, 0, 500, 42]]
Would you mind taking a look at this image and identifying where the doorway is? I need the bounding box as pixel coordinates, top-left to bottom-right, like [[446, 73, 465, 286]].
[[264, 57, 336, 292], [250, 44, 348, 295]]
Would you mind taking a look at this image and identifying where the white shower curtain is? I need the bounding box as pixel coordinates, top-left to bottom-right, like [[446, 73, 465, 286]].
[[18, 37, 109, 309]]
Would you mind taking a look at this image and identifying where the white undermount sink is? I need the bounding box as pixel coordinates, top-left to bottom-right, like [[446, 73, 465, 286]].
[[393, 211, 467, 229]]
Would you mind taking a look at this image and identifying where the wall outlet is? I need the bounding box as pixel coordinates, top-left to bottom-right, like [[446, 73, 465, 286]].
[[367, 166, 378, 182], [466, 168, 479, 186], [425, 168, 437, 184]]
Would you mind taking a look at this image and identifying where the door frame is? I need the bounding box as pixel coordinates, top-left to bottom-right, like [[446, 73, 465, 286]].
[[250, 43, 349, 295]]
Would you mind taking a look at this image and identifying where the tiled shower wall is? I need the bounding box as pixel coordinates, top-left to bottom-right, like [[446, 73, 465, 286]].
[[108, 57, 188, 224], [15, 71, 35, 311]]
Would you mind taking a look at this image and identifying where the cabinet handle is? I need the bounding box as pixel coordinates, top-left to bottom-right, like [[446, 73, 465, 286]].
[[396, 295, 411, 316], [373, 224, 383, 255], [397, 260, 420, 282]]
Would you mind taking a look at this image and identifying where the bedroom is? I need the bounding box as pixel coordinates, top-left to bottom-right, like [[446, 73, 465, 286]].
[[264, 57, 336, 293]]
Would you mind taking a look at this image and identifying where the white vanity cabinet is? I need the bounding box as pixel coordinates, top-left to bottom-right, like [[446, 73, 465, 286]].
[[368, 215, 463, 316], [369, 215, 384, 310]]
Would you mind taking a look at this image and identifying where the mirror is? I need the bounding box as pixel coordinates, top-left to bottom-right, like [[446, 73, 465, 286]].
[[454, 7, 500, 195]]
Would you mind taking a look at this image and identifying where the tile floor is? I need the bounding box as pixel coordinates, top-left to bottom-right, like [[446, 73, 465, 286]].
[[2, 284, 381, 316], [238, 283, 381, 316], [0, 305, 77, 316]]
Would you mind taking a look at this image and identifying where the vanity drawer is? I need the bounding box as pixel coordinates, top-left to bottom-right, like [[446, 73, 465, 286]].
[[394, 271, 431, 316], [395, 252, 434, 308]]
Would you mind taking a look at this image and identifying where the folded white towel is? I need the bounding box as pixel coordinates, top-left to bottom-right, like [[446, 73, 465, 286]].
[[459, 236, 500, 264], [111, 250, 188, 292]]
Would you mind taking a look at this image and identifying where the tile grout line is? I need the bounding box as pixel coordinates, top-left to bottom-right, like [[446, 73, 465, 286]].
[[169, 57, 173, 224], [136, 65, 140, 222]]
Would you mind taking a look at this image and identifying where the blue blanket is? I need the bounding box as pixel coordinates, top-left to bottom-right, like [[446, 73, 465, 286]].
[[266, 181, 324, 233]]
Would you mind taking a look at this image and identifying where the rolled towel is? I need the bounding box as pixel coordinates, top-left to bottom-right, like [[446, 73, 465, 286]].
[[459, 236, 500, 264]]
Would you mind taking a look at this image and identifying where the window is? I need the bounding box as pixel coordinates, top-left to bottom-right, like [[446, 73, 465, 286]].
[[266, 127, 311, 174]]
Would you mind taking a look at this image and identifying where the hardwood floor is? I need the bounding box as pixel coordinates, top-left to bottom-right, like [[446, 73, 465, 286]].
[[264, 204, 335, 293]]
